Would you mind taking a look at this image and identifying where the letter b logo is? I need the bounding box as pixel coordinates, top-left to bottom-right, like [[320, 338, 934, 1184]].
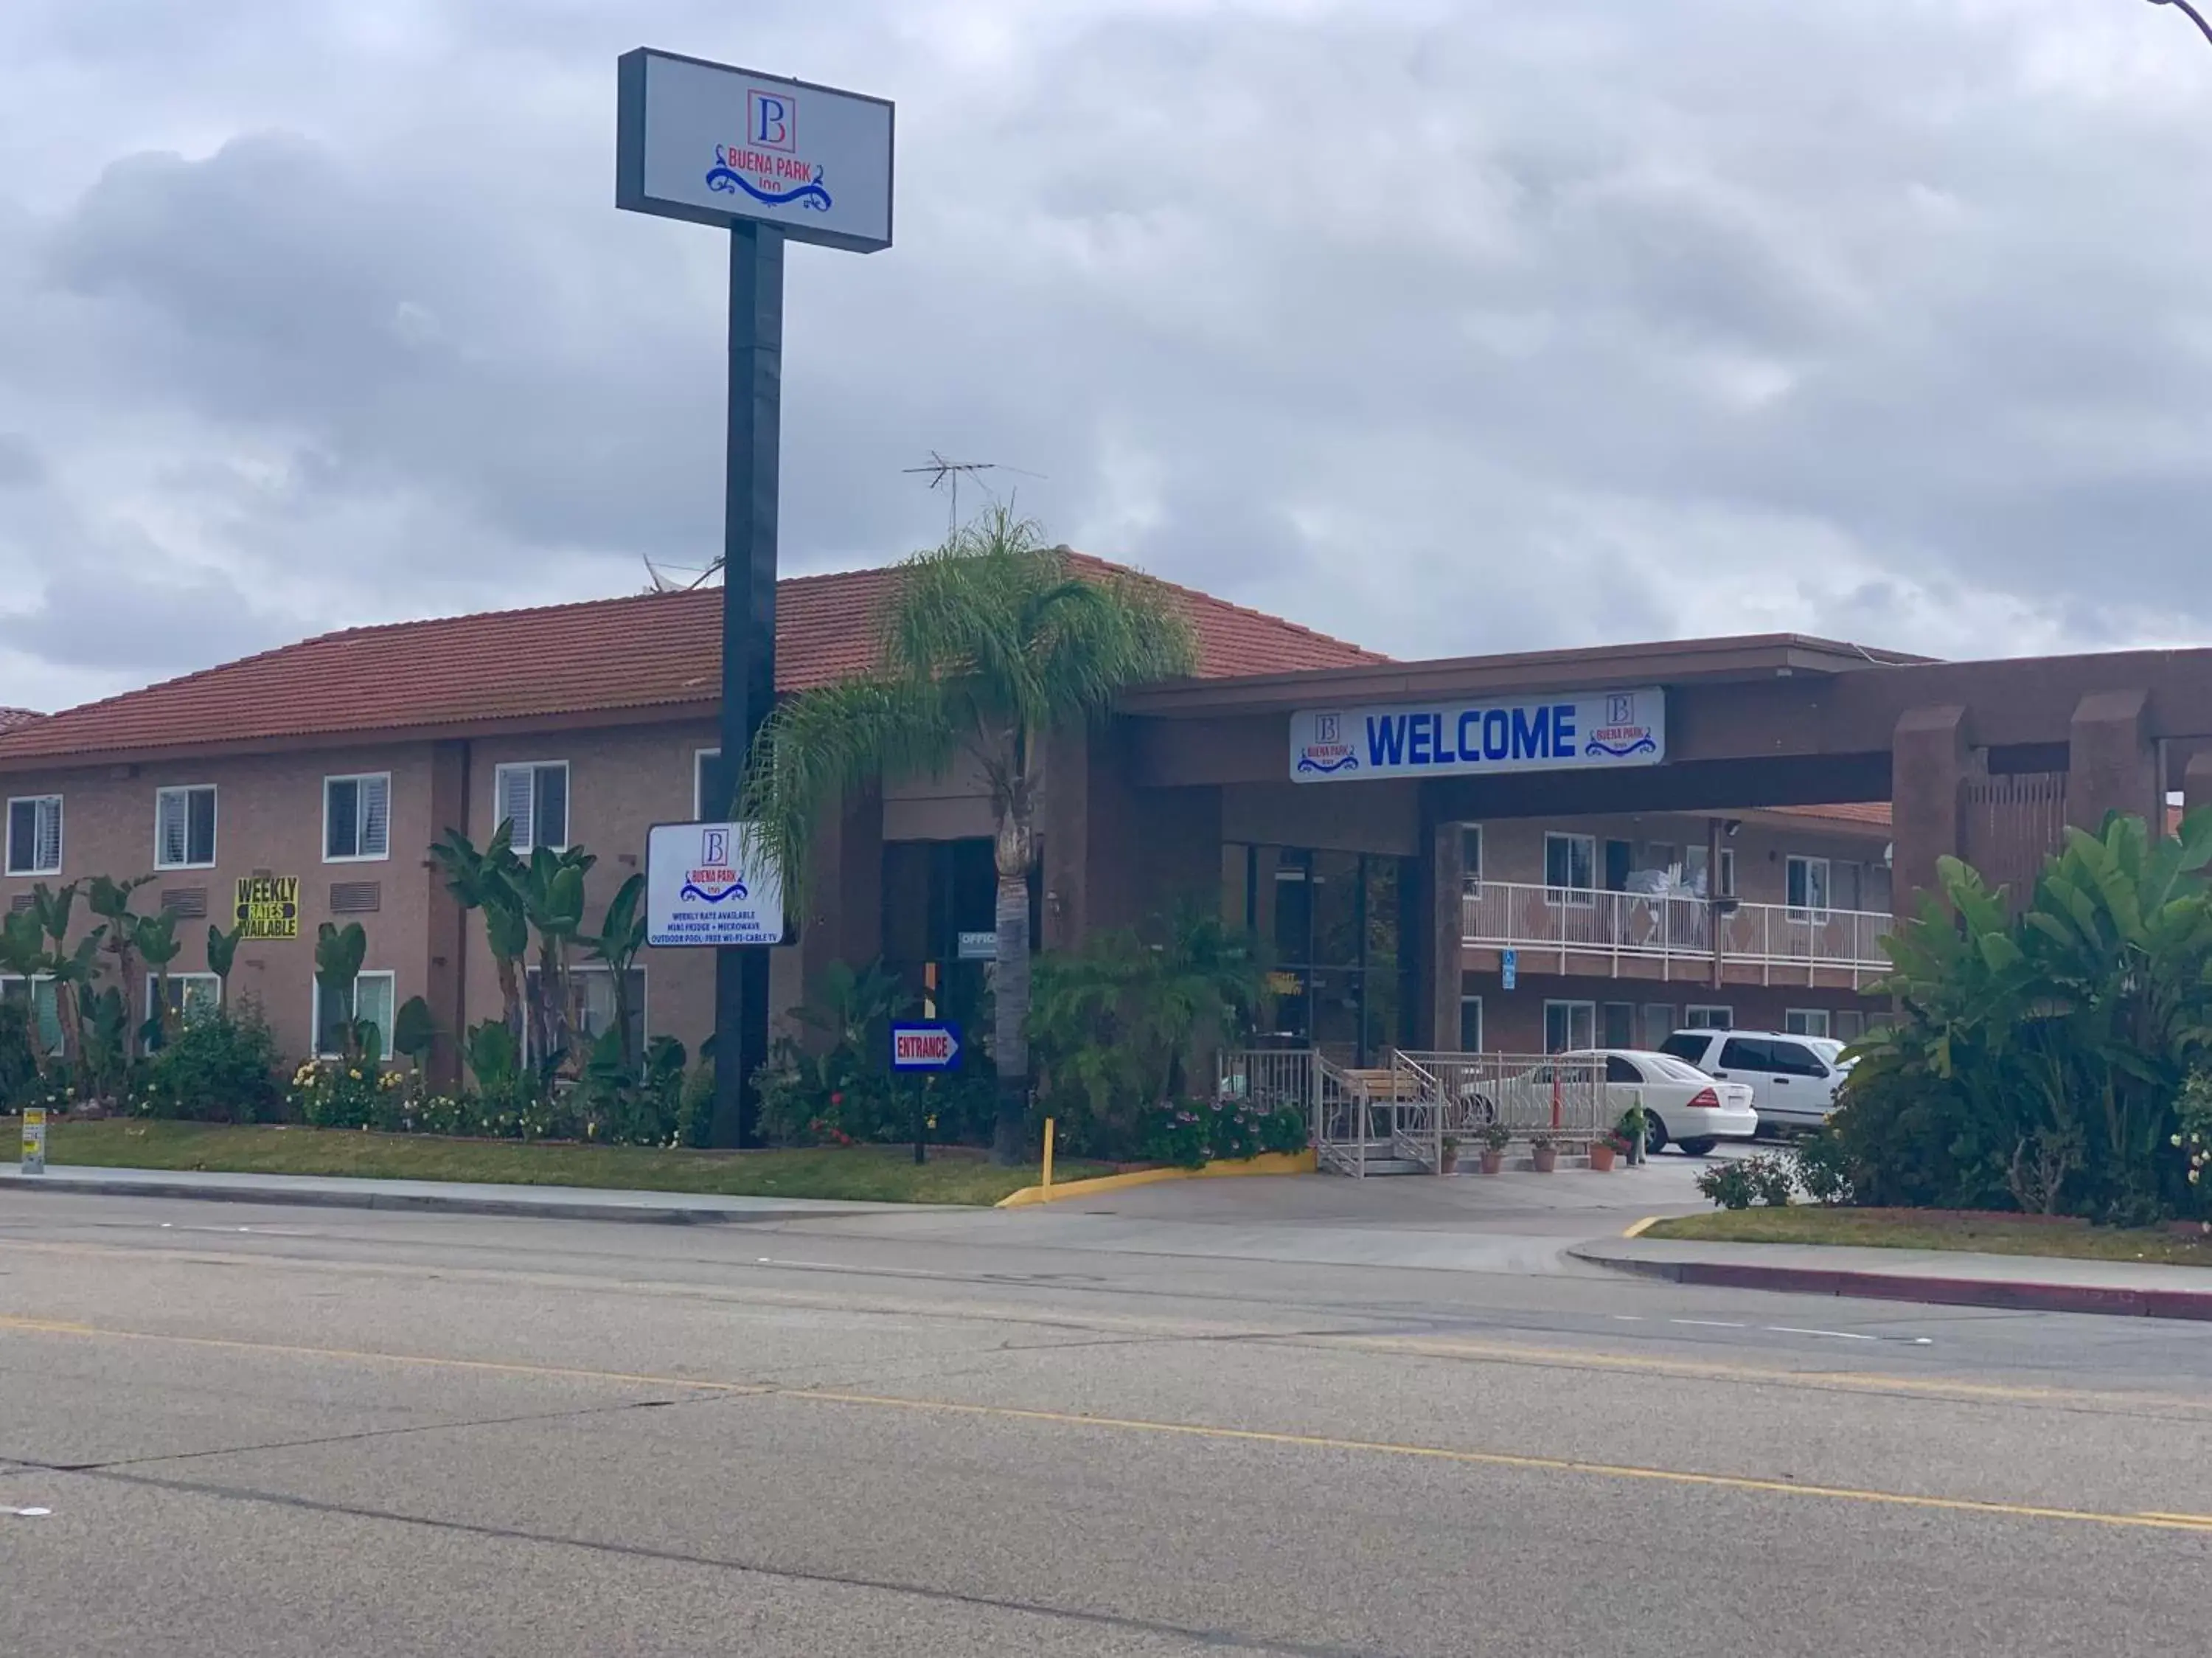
[[749, 91, 794, 150], [703, 828, 729, 865]]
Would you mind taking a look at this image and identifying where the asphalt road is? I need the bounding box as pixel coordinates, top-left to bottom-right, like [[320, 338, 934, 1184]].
[[4, 1190, 2212, 1656]]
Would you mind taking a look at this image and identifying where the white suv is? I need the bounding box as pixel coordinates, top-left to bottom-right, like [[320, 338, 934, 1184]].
[[1657, 1029, 1848, 1134]]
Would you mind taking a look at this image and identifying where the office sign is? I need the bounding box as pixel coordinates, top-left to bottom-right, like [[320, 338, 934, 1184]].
[[1290, 687, 1665, 783], [234, 875, 300, 940], [617, 49, 894, 252], [956, 930, 996, 962], [891, 1021, 962, 1072], [645, 821, 787, 947]]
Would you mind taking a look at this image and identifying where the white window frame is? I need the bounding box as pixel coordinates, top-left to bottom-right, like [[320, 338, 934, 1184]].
[[694, 748, 723, 822], [1458, 824, 1484, 897], [1785, 1007, 1833, 1039], [0, 974, 64, 1056], [153, 785, 218, 871], [521, 962, 649, 1062], [147, 972, 223, 1026], [1835, 1009, 1868, 1043], [312, 971, 396, 1061], [1685, 1004, 1735, 1030], [1544, 833, 1597, 907], [493, 761, 571, 854], [1787, 854, 1832, 920], [1641, 1002, 1678, 1051], [1543, 999, 1596, 1054], [322, 772, 392, 864], [1458, 993, 1484, 1054], [5, 794, 62, 877]]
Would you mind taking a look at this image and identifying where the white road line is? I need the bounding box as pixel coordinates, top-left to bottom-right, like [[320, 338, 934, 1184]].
[[1765, 1326, 1879, 1342], [1609, 1314, 1646, 1322], [1669, 1318, 1748, 1329], [4, 1506, 52, 1518]]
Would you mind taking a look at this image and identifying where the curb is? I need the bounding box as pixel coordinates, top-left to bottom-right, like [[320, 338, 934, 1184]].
[[1573, 1245, 2212, 1322], [997, 1148, 1317, 1209], [0, 1170, 892, 1226]]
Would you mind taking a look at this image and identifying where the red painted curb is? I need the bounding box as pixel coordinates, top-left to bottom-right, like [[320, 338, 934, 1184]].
[[1601, 1255, 2212, 1322]]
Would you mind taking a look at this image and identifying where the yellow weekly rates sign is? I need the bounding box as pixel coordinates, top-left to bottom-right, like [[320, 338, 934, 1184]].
[[234, 875, 300, 940]]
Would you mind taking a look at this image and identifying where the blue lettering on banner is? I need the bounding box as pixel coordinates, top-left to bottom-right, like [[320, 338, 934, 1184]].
[[1292, 689, 1663, 783]]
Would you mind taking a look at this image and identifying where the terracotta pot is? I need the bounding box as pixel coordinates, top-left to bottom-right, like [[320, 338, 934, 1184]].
[[1439, 1148, 1458, 1175], [1588, 1140, 1617, 1172], [1478, 1148, 1506, 1175], [1531, 1143, 1559, 1173]]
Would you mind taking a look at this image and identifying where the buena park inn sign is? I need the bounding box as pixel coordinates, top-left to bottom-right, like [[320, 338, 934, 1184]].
[[1290, 688, 1666, 783]]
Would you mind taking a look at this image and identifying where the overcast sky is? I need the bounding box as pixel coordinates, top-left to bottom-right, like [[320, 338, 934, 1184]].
[[3, 1, 2211, 712]]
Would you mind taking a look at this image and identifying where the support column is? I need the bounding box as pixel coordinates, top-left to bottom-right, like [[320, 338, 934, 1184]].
[[1040, 723, 1093, 954], [2067, 689, 2160, 835], [796, 786, 882, 1047], [1891, 705, 1969, 916], [1416, 812, 1464, 1054]]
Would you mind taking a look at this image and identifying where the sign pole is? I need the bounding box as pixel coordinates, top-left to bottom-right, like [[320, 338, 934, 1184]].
[[711, 220, 785, 1151]]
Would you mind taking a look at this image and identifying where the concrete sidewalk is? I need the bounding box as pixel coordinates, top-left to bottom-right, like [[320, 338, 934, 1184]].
[[0, 1163, 921, 1223], [1575, 1234, 2212, 1321]]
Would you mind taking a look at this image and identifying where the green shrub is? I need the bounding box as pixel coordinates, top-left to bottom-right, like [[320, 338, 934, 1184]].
[[1697, 1154, 1795, 1210], [290, 1057, 403, 1129], [1135, 1097, 1306, 1168], [133, 1011, 284, 1124], [1791, 1129, 1855, 1206]]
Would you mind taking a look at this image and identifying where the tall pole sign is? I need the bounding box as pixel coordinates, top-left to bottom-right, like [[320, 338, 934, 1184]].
[[618, 49, 894, 1145]]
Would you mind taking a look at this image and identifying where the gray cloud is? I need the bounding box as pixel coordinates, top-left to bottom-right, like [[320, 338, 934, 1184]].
[[2, 0, 2211, 710]]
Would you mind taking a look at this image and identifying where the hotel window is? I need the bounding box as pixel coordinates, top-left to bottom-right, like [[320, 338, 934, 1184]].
[[1787, 855, 1832, 920], [147, 973, 222, 1030], [494, 762, 569, 853], [324, 774, 392, 862], [313, 971, 395, 1061], [1684, 1005, 1734, 1030], [5, 795, 60, 876], [1543, 999, 1596, 1053], [154, 785, 218, 870], [1786, 1007, 1833, 1039], [1544, 833, 1596, 905]]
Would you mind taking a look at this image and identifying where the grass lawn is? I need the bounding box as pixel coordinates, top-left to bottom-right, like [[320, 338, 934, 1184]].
[[1644, 1205, 2212, 1268], [1, 1117, 1109, 1207]]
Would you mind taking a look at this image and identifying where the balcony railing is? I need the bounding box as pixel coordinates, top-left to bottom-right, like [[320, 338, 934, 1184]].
[[1461, 881, 1892, 984]]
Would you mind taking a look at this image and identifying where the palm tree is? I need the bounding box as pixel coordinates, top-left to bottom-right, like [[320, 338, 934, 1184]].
[[742, 509, 1198, 1163]]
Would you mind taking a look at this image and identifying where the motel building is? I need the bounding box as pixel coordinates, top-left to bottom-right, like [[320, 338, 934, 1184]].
[[1, 557, 2206, 1093]]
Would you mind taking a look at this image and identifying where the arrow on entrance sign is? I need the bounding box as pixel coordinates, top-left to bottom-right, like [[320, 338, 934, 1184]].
[[890, 1021, 963, 1072]]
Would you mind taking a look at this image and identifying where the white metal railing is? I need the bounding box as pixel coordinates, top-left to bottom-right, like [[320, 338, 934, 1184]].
[[1461, 881, 1891, 984], [1217, 1048, 1366, 1176]]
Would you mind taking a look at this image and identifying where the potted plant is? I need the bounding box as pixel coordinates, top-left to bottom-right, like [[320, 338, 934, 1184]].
[[1530, 1132, 1559, 1173], [1588, 1134, 1619, 1173], [1438, 1133, 1461, 1174], [1479, 1121, 1512, 1175], [1616, 1103, 1649, 1167]]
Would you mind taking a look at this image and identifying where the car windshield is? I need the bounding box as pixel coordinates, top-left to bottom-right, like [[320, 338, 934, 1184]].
[[1806, 1038, 1848, 1064]]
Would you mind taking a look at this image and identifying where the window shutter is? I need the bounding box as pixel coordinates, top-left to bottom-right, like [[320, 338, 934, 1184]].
[[36, 799, 59, 873], [361, 775, 389, 858], [500, 767, 535, 849]]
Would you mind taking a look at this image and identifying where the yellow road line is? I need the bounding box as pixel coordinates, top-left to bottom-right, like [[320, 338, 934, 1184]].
[[1622, 1215, 1663, 1238], [7, 1314, 2212, 1535]]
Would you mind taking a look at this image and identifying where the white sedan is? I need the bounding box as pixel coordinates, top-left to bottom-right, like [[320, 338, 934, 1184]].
[[1568, 1049, 1758, 1156]]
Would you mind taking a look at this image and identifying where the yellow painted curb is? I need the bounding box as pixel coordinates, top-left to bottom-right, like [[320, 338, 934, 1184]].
[[1621, 1215, 1663, 1239], [998, 1148, 1317, 1208]]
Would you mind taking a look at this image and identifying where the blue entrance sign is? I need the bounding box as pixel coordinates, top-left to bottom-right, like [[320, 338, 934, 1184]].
[[1290, 687, 1665, 783], [891, 1021, 963, 1072], [1501, 949, 1518, 992]]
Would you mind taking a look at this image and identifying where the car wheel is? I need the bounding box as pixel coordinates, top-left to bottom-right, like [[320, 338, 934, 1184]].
[[1462, 1093, 1497, 1128], [1678, 1137, 1719, 1156], [1642, 1117, 1666, 1156]]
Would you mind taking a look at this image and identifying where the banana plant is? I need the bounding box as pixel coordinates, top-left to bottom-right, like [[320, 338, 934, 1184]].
[[513, 845, 594, 1074], [584, 873, 647, 1072], [314, 920, 370, 1064], [205, 923, 242, 1013], [431, 822, 529, 1041], [391, 995, 439, 1075], [0, 909, 51, 1077], [136, 911, 183, 1053]]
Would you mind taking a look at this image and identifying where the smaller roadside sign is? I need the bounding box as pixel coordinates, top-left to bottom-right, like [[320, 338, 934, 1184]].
[[20, 1106, 46, 1176], [890, 1021, 962, 1072]]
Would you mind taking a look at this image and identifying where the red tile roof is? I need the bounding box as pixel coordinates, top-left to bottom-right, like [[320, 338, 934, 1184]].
[[0, 708, 41, 733], [0, 555, 1384, 766], [1770, 802, 1893, 828]]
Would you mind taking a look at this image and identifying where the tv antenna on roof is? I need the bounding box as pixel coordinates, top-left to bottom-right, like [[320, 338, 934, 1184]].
[[902, 451, 1043, 535]]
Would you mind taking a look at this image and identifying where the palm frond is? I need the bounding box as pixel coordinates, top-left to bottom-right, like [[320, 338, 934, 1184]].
[[738, 676, 958, 904]]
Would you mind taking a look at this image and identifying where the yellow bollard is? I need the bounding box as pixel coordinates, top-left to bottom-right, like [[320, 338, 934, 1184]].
[[1042, 1117, 1056, 1195]]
